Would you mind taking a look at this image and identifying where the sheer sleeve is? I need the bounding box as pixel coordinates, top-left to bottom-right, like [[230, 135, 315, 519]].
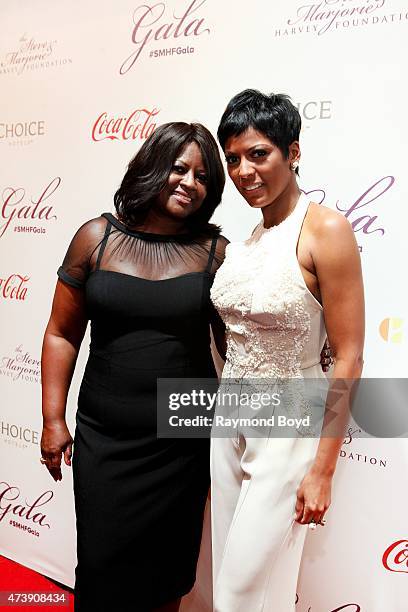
[[57, 217, 108, 288], [211, 235, 230, 274]]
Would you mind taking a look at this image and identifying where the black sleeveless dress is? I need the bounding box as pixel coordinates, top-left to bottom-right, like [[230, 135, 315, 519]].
[[57, 213, 227, 611]]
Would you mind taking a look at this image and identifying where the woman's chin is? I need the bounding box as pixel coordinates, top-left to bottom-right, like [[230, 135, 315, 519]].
[[240, 191, 267, 208], [165, 204, 195, 220], [246, 198, 268, 209]]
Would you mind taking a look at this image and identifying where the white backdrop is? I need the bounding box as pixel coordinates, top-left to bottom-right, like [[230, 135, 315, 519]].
[[0, 1, 407, 610]]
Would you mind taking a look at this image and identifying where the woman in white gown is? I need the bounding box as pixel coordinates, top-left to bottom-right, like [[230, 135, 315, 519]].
[[210, 90, 365, 611]]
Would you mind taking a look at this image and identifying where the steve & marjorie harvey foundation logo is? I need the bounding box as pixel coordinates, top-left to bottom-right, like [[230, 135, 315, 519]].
[[0, 344, 41, 384], [340, 426, 387, 469], [275, 0, 408, 37], [0, 34, 72, 76]]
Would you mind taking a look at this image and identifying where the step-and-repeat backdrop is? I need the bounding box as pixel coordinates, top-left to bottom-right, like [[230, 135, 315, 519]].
[[1, 1, 407, 610]]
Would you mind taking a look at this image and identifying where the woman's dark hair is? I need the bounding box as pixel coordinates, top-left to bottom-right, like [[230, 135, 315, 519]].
[[114, 122, 225, 233], [217, 89, 301, 170]]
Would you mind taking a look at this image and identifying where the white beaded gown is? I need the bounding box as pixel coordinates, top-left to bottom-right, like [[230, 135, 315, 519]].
[[210, 193, 327, 612]]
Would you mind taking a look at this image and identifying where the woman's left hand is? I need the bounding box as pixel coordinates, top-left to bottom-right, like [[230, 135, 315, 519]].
[[295, 468, 332, 526], [320, 339, 333, 372]]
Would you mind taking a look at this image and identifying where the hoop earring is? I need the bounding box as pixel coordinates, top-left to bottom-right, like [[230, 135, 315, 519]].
[[290, 161, 299, 172]]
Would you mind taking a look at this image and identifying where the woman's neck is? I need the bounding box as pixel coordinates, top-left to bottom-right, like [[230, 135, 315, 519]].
[[261, 181, 301, 229], [129, 209, 189, 235]]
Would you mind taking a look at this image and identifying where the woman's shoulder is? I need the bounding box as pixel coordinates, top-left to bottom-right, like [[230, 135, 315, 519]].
[[69, 215, 109, 242], [199, 224, 229, 247], [214, 234, 230, 261], [306, 202, 353, 237], [196, 226, 230, 266], [216, 234, 230, 247]]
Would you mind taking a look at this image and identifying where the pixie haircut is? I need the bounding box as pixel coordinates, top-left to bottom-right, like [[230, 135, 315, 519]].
[[114, 122, 225, 234], [217, 89, 301, 159]]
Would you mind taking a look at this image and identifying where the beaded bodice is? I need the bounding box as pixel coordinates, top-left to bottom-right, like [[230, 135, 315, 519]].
[[211, 193, 326, 379]]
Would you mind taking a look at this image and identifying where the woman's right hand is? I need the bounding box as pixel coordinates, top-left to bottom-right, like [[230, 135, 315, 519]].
[[40, 421, 73, 482]]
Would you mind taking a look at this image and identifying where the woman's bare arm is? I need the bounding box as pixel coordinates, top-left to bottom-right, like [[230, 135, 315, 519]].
[[41, 280, 88, 481], [296, 207, 364, 525]]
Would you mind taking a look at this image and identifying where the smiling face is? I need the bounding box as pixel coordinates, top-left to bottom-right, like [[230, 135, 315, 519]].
[[224, 127, 300, 209], [156, 141, 208, 220]]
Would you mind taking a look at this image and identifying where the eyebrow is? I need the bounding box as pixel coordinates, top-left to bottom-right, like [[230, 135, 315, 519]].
[[174, 159, 207, 172], [225, 143, 273, 154]]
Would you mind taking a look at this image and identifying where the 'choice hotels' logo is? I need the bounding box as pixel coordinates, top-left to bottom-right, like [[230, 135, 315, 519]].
[[1, 421, 39, 449], [383, 540, 408, 573], [92, 108, 160, 142], [379, 318, 403, 343], [0, 120, 46, 147], [296, 100, 332, 130], [120, 0, 211, 75]]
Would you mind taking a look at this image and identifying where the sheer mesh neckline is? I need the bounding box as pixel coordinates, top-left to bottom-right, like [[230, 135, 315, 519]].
[[58, 215, 228, 287], [102, 212, 204, 243]]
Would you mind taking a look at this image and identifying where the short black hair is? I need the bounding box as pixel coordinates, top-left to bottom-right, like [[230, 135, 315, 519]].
[[217, 89, 301, 159], [114, 122, 225, 234]]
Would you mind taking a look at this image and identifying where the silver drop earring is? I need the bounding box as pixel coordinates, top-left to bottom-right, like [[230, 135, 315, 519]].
[[290, 160, 299, 172]]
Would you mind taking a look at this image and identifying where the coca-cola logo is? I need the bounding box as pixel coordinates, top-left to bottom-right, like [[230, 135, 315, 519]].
[[275, 0, 403, 38], [0, 33, 72, 77], [383, 539, 408, 573], [0, 344, 41, 383], [119, 0, 210, 75], [92, 108, 160, 142], [0, 177, 59, 238], [0, 275, 29, 301], [0, 482, 53, 531], [303, 175, 394, 252]]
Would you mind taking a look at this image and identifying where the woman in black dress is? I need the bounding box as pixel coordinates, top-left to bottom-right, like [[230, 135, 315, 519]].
[[40, 122, 227, 612]]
